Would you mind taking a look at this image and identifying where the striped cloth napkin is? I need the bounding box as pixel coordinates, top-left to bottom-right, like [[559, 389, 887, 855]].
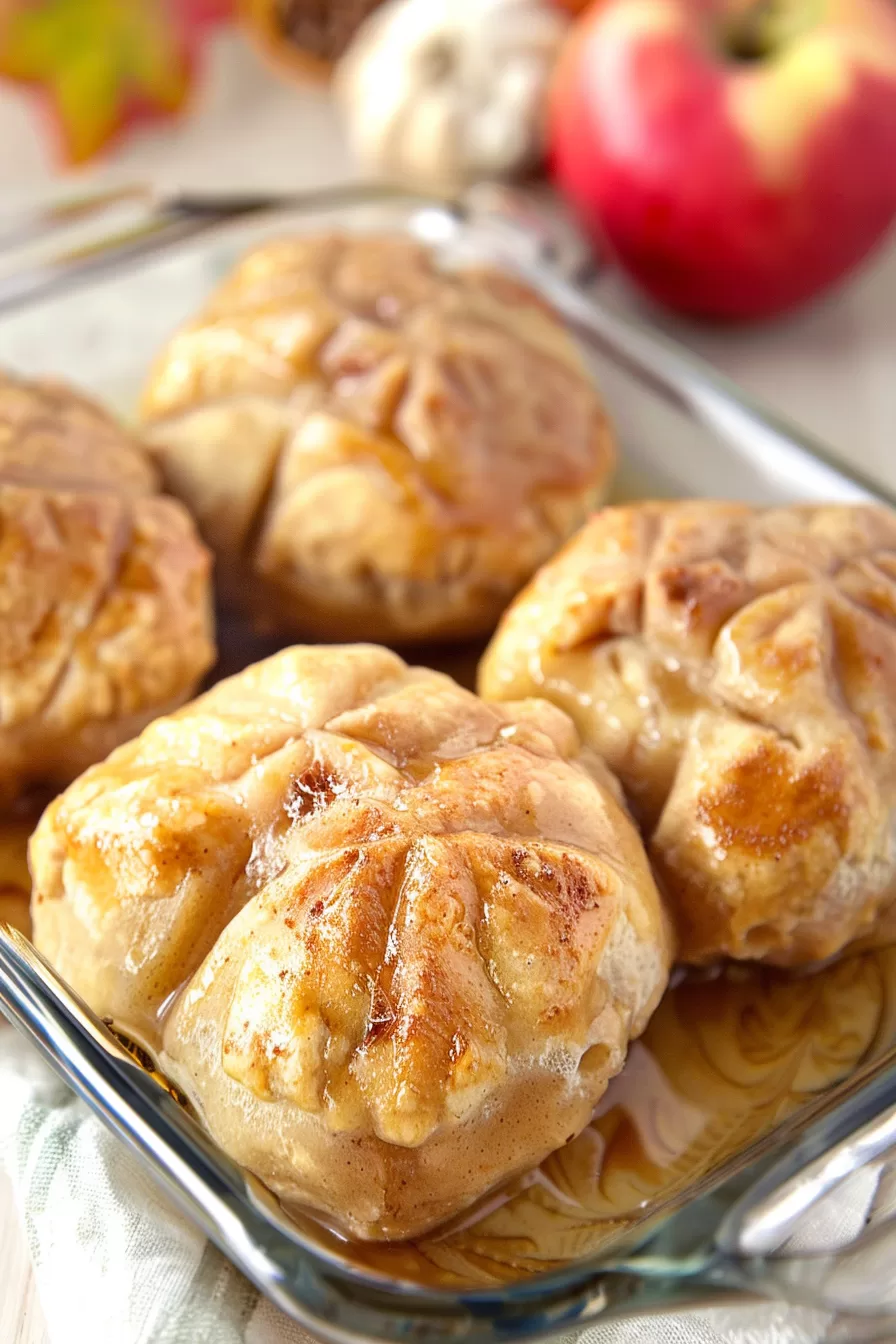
[[1, 1028, 892, 1344]]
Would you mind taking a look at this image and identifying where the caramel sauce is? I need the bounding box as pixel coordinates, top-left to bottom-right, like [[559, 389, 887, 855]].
[[294, 944, 896, 1288], [106, 1026, 193, 1111], [0, 815, 37, 936], [18, 606, 896, 1287], [110, 904, 896, 1288], [695, 739, 851, 859], [87, 618, 896, 1285]]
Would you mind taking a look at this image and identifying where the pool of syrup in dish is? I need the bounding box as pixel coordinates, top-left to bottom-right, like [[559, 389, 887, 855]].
[[292, 943, 896, 1288], [12, 614, 896, 1291], [0, 814, 38, 936]]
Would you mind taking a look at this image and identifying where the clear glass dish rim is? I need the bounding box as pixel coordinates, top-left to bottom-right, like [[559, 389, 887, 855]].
[[1, 182, 894, 1337]]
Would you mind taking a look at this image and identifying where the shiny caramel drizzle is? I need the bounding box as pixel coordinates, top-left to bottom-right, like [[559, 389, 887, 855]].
[[315, 943, 896, 1286], [15, 728, 895, 1283], [0, 817, 35, 936]]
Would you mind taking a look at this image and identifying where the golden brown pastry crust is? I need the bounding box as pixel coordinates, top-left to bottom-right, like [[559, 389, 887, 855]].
[[0, 375, 158, 495], [479, 501, 896, 967], [0, 372, 215, 808], [140, 233, 615, 643], [31, 645, 670, 1239]]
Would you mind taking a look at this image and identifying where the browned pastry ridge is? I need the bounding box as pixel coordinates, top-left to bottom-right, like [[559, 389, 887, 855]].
[[30, 644, 670, 1240], [479, 501, 896, 967], [140, 232, 615, 643], [0, 371, 215, 809]]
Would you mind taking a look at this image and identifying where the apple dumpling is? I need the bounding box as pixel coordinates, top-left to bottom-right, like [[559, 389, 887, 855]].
[[139, 232, 615, 643], [30, 645, 670, 1239], [0, 371, 215, 809], [479, 501, 896, 967]]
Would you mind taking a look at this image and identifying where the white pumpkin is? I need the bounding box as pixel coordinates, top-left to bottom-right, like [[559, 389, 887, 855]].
[[335, 0, 569, 191]]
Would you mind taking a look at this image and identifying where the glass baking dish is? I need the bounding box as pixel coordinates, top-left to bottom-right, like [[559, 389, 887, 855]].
[[0, 187, 895, 1342]]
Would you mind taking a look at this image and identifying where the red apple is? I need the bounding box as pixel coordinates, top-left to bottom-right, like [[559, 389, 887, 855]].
[[549, 0, 896, 319]]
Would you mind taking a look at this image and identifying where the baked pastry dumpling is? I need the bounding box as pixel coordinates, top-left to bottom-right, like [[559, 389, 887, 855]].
[[0, 371, 215, 808], [139, 232, 614, 643], [480, 501, 896, 968], [30, 645, 669, 1239]]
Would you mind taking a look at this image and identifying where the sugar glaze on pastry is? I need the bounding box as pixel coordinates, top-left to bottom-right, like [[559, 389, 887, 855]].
[[0, 371, 214, 808], [140, 233, 615, 643], [480, 501, 896, 967], [30, 645, 669, 1239]]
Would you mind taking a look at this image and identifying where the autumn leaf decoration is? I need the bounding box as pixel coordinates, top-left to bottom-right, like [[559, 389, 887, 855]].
[[0, 0, 233, 164]]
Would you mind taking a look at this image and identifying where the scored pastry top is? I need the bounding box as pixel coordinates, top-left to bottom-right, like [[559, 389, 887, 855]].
[[480, 500, 896, 966], [140, 232, 615, 642], [31, 645, 670, 1238], [0, 371, 214, 809], [0, 372, 158, 495]]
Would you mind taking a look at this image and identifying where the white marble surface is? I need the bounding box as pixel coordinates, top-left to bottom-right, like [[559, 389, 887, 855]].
[[1, 25, 895, 1344]]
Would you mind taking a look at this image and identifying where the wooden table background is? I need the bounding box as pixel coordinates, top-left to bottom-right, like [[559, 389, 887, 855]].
[[1, 27, 896, 1344]]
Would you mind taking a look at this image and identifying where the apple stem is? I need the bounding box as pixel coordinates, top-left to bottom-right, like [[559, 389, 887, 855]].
[[724, 0, 817, 61]]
